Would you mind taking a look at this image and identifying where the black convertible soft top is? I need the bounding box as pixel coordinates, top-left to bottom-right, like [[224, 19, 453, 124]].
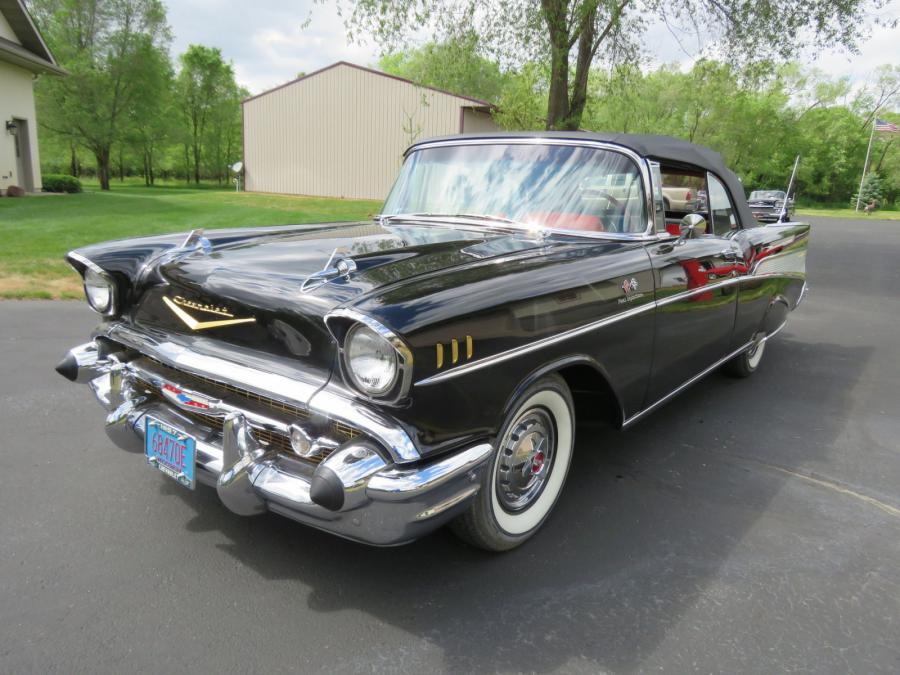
[[408, 131, 757, 228]]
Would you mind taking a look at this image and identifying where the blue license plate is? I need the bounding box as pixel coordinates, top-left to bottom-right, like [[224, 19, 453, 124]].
[[145, 417, 196, 489]]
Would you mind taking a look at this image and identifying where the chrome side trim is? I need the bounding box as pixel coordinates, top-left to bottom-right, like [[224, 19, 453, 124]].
[[415, 299, 657, 387], [762, 319, 788, 342], [622, 339, 756, 428], [415, 270, 804, 387]]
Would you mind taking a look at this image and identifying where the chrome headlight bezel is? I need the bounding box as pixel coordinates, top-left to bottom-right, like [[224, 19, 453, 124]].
[[68, 252, 118, 316], [83, 267, 117, 315], [326, 310, 414, 404]]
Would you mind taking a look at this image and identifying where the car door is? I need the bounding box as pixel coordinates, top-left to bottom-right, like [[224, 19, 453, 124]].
[[644, 166, 741, 406]]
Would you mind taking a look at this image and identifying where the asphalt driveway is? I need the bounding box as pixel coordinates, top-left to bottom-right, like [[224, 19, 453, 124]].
[[2, 216, 899, 673]]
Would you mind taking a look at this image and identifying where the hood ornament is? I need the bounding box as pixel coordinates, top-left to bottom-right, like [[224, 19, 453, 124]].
[[301, 247, 357, 293]]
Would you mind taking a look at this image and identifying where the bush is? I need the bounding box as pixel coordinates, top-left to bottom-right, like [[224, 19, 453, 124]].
[[42, 174, 83, 193]]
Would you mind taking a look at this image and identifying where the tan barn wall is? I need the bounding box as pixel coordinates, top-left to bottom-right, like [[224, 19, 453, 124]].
[[462, 108, 499, 133], [0, 60, 41, 192], [243, 63, 495, 200]]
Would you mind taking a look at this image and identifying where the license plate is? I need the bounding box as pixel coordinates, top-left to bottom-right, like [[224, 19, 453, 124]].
[[145, 416, 196, 489]]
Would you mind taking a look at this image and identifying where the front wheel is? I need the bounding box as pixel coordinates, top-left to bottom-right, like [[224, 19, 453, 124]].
[[451, 374, 575, 551]]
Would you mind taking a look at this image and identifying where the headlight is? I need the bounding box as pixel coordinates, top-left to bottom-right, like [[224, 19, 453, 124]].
[[344, 323, 399, 396], [83, 267, 116, 315]]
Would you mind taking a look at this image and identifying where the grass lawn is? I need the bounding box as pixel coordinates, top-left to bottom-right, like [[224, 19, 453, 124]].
[[0, 183, 382, 299], [796, 207, 900, 220]]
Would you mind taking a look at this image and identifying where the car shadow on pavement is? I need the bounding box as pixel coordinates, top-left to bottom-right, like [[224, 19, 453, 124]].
[[160, 334, 870, 673]]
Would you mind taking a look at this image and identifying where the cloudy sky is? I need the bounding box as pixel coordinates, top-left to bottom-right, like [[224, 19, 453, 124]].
[[164, 0, 899, 97]]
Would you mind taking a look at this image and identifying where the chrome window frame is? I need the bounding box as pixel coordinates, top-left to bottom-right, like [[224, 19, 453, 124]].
[[706, 171, 738, 237], [382, 137, 660, 241]]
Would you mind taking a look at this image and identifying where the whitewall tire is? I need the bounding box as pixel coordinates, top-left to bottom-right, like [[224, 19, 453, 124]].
[[724, 332, 766, 378], [451, 374, 575, 551]]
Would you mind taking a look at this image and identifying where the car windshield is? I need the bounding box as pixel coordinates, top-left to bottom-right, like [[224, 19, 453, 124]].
[[750, 190, 785, 200], [382, 143, 647, 234]]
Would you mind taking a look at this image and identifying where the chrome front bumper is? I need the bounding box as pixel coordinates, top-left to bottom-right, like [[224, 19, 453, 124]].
[[58, 340, 492, 546]]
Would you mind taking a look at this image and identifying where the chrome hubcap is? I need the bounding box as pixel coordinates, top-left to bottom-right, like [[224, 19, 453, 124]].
[[496, 407, 555, 512]]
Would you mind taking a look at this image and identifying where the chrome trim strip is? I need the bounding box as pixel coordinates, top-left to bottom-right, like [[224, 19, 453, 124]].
[[390, 137, 657, 238], [67, 251, 105, 276], [367, 442, 492, 499], [416, 275, 745, 387], [622, 339, 756, 428], [762, 319, 788, 342], [415, 299, 657, 387], [415, 270, 806, 387]]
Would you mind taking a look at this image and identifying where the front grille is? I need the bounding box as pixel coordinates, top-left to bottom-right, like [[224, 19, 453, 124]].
[[131, 358, 361, 465]]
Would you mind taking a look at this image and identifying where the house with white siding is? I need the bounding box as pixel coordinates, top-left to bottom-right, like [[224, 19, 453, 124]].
[[0, 0, 64, 194], [241, 61, 499, 200]]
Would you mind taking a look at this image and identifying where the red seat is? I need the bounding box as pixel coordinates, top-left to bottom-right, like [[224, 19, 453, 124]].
[[524, 212, 604, 232]]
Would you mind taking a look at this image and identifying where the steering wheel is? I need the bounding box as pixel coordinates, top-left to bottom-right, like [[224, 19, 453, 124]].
[[586, 190, 622, 210]]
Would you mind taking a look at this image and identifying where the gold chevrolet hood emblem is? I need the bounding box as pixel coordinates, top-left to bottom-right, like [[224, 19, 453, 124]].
[[163, 296, 256, 331]]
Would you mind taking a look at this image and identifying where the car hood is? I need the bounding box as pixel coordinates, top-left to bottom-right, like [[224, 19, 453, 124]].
[[129, 221, 556, 375]]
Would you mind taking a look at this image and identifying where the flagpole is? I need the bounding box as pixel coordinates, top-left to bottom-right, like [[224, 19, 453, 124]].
[[855, 114, 877, 211]]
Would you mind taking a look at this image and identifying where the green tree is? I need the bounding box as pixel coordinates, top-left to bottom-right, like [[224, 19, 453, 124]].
[[852, 172, 884, 208], [176, 45, 239, 184], [379, 34, 509, 103], [338, 0, 889, 131], [122, 38, 174, 185], [30, 0, 171, 190]]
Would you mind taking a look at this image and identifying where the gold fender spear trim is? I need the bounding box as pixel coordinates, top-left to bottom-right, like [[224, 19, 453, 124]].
[[162, 296, 256, 331]]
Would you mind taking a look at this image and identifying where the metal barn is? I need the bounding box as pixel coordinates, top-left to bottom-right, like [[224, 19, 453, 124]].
[[241, 61, 499, 200]]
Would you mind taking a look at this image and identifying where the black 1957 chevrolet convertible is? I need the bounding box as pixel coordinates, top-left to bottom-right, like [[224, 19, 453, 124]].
[[56, 132, 808, 551]]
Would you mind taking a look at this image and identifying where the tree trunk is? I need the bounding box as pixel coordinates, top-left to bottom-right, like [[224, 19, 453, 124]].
[[542, 0, 571, 130], [96, 146, 111, 190], [546, 44, 570, 129], [70, 145, 79, 177], [566, 7, 598, 131], [193, 141, 201, 184]]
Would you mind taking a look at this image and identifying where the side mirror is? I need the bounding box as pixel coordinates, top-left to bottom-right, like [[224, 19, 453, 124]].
[[677, 213, 707, 244]]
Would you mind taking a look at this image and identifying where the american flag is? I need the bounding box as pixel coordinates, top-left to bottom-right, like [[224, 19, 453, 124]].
[[875, 118, 899, 132]]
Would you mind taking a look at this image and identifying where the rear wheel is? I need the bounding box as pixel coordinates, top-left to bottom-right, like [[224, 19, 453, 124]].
[[451, 374, 574, 551], [724, 333, 766, 378]]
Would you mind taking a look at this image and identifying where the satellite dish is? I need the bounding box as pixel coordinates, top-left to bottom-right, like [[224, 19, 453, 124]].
[[231, 161, 243, 173]]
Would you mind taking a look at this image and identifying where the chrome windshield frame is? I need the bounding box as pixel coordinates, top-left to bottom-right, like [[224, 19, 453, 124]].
[[378, 137, 660, 242]]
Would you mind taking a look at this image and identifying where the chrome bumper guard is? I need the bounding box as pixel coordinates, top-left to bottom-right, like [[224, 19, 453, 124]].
[[58, 341, 492, 546]]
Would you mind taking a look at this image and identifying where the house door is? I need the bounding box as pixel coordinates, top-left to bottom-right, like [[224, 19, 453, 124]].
[[13, 118, 33, 192]]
